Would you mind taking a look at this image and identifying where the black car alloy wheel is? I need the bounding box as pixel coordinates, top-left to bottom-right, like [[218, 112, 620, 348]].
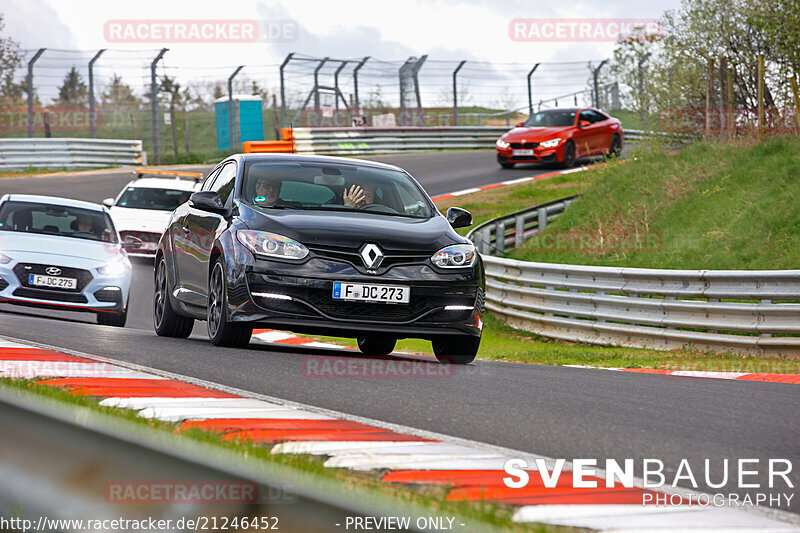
[[207, 259, 252, 347]]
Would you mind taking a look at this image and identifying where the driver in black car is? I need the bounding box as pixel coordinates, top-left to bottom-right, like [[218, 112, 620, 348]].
[[343, 183, 376, 208], [253, 180, 282, 206]]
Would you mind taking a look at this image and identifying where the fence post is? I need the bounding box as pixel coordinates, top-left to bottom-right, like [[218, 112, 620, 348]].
[[313, 58, 330, 123], [538, 207, 547, 232], [527, 63, 540, 117], [637, 53, 651, 128], [150, 48, 168, 164], [353, 56, 369, 117], [334, 61, 348, 110], [515, 215, 525, 248], [757, 53, 765, 132], [227, 66, 244, 151], [88, 49, 105, 139], [279, 53, 294, 129], [452, 60, 466, 126], [592, 59, 608, 108], [26, 48, 46, 138], [495, 221, 505, 254], [719, 56, 728, 139], [705, 56, 714, 135]]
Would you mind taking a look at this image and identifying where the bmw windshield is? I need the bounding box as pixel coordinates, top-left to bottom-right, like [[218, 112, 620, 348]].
[[523, 110, 577, 127], [242, 161, 433, 219], [0, 201, 119, 243]]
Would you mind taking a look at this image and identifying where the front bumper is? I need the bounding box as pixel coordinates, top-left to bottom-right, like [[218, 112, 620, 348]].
[[496, 144, 561, 164], [224, 252, 484, 339], [0, 260, 131, 316]]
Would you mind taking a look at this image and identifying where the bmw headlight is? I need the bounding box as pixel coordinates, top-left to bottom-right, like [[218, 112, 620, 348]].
[[0, 252, 11, 264], [496, 139, 510, 149], [98, 258, 128, 276], [237, 230, 309, 261], [431, 244, 476, 268], [539, 138, 561, 148]]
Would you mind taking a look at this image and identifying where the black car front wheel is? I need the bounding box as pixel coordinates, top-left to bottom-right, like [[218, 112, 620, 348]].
[[154, 257, 194, 338], [432, 335, 480, 364], [357, 336, 396, 355], [207, 259, 252, 348]]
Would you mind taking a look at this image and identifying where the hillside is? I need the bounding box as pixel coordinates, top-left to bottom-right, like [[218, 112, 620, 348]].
[[507, 135, 800, 270]]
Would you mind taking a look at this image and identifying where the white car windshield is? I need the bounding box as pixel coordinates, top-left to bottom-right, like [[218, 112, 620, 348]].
[[116, 187, 193, 211], [0, 201, 119, 244]]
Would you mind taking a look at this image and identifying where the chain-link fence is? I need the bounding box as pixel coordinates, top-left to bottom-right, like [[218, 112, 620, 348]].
[[3, 48, 619, 162]]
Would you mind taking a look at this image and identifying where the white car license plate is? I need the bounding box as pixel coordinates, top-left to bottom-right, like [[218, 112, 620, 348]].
[[28, 274, 77, 290], [332, 282, 410, 304], [512, 149, 534, 156]]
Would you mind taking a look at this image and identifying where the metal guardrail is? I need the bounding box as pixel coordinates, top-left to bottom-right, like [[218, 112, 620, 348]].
[[0, 138, 145, 171], [468, 197, 800, 356], [289, 127, 675, 155], [0, 384, 491, 533]]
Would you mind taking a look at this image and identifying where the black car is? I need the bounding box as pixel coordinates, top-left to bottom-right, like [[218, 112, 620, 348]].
[[153, 154, 484, 364]]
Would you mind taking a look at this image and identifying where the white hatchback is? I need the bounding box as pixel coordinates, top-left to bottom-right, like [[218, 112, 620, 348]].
[[103, 169, 202, 257], [0, 194, 132, 327]]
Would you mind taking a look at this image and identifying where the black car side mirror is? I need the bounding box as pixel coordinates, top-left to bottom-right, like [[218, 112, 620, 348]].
[[189, 191, 226, 214], [446, 207, 472, 229]]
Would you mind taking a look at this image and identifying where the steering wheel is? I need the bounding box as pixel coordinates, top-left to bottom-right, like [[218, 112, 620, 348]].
[[358, 203, 398, 214]]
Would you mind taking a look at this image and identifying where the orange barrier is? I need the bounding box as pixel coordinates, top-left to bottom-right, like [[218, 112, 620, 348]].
[[134, 168, 203, 178], [241, 140, 294, 153]]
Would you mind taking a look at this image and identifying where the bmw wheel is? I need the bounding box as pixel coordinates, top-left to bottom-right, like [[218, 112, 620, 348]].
[[559, 140, 576, 168], [207, 259, 252, 348], [153, 256, 194, 338]]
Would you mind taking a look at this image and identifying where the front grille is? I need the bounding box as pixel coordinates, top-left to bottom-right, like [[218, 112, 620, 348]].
[[13, 263, 93, 292], [0, 277, 8, 291], [510, 141, 539, 149], [120, 230, 161, 243], [13, 288, 88, 303], [308, 246, 430, 274], [511, 155, 539, 161]]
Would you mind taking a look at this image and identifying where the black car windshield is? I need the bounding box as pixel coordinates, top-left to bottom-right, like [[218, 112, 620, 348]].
[[116, 187, 193, 211], [243, 161, 433, 219], [523, 110, 577, 127], [0, 201, 119, 243]]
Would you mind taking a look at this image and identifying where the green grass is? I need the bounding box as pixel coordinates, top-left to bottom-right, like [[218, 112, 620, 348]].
[[0, 377, 567, 532], [507, 135, 800, 270]]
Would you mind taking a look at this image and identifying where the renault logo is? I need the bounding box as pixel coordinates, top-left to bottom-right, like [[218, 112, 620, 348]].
[[46, 267, 62, 276], [360, 243, 384, 271]]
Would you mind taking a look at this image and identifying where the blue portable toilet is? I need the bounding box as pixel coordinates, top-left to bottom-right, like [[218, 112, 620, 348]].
[[214, 95, 264, 151]]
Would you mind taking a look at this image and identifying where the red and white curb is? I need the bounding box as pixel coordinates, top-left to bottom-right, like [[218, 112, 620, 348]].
[[429, 167, 592, 202], [566, 366, 800, 385], [1, 337, 798, 531]]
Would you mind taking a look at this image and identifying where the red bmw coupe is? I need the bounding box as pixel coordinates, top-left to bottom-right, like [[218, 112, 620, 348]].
[[495, 107, 623, 168]]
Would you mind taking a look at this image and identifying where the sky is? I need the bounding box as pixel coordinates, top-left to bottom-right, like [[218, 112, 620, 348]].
[[2, 0, 684, 108]]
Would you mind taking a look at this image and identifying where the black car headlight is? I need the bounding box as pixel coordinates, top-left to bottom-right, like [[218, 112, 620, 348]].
[[431, 244, 476, 268], [237, 230, 309, 261]]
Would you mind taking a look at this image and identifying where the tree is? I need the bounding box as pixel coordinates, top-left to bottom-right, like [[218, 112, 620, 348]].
[[55, 66, 88, 108], [0, 15, 24, 107], [100, 74, 139, 111]]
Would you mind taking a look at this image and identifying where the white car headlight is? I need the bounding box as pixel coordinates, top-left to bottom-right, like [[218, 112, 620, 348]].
[[496, 139, 510, 149], [237, 230, 309, 261], [539, 138, 561, 148], [98, 258, 128, 276], [0, 252, 11, 264], [431, 244, 476, 268]]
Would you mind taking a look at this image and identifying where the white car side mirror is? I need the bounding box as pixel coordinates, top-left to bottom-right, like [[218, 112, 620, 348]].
[[102, 198, 114, 208]]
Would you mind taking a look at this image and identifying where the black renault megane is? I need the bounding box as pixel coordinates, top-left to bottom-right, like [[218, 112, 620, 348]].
[[153, 154, 484, 364]]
